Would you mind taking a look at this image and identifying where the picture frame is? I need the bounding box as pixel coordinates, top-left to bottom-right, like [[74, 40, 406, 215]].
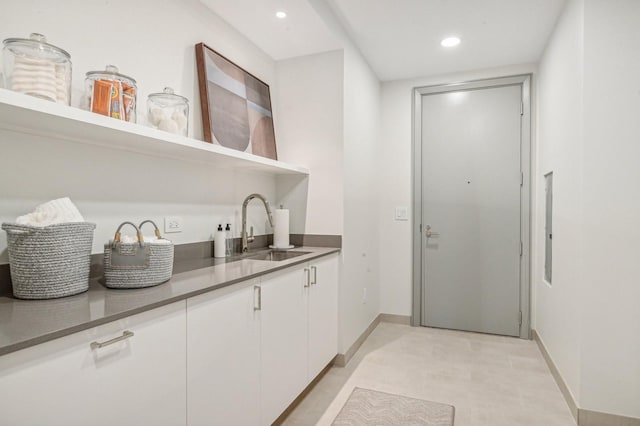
[[195, 43, 278, 160]]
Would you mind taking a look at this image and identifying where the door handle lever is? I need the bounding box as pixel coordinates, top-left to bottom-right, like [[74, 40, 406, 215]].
[[425, 225, 440, 238]]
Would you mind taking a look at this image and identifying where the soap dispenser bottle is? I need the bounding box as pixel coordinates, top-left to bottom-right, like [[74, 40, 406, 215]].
[[225, 223, 233, 256], [214, 224, 226, 258]]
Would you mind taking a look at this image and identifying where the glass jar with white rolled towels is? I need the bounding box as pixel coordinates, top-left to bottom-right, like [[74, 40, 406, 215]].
[[147, 87, 189, 136], [2, 33, 72, 105]]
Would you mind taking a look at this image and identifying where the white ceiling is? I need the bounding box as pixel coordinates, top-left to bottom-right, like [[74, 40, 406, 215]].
[[199, 0, 342, 60], [201, 0, 567, 81], [329, 0, 567, 81]]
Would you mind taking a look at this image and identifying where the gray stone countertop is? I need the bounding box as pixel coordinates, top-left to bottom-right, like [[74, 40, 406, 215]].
[[0, 246, 340, 357]]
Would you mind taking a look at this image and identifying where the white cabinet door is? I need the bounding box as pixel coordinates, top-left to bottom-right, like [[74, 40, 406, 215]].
[[259, 266, 308, 425], [308, 254, 339, 380], [186, 280, 260, 426], [0, 301, 187, 426]]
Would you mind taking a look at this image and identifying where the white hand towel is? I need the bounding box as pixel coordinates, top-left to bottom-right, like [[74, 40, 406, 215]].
[[16, 197, 85, 227]]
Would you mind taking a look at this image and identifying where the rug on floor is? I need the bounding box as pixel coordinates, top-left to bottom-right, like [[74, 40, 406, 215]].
[[332, 387, 455, 426]]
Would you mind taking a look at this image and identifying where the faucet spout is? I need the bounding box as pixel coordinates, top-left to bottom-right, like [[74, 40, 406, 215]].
[[241, 193, 274, 253]]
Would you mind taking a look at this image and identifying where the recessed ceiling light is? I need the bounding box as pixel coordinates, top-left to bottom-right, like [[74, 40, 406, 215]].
[[276, 11, 287, 19], [441, 37, 461, 48]]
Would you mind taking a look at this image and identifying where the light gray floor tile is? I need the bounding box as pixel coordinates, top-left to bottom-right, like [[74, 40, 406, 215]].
[[282, 323, 576, 426]]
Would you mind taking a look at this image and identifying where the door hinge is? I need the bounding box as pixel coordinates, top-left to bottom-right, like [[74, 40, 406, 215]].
[[520, 242, 523, 256], [519, 311, 523, 326]]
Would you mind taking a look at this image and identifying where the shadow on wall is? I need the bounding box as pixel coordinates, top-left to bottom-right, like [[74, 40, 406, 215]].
[[0, 129, 284, 262], [276, 174, 309, 235]]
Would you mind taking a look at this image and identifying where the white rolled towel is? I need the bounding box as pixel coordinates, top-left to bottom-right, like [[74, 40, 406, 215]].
[[16, 197, 85, 227], [119, 234, 171, 244]]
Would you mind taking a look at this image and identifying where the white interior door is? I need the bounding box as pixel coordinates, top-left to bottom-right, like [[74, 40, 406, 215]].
[[421, 85, 522, 337]]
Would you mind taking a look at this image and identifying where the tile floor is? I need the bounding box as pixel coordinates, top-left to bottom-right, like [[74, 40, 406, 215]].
[[283, 323, 576, 426]]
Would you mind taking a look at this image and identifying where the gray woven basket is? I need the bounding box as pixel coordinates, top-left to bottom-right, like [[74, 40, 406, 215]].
[[1, 222, 96, 300], [103, 221, 174, 289]]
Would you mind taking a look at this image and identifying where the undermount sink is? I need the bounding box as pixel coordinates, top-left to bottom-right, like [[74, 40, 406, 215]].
[[247, 250, 311, 262]]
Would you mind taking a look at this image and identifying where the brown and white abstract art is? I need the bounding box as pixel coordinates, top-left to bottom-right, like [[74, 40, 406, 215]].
[[195, 43, 277, 160]]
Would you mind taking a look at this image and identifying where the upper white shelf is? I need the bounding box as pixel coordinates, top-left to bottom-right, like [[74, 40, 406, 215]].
[[0, 88, 309, 176]]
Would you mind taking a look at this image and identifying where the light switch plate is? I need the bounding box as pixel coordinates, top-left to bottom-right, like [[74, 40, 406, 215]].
[[395, 207, 409, 221], [164, 216, 183, 233]]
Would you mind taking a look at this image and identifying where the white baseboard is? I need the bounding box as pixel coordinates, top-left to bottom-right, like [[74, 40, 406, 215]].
[[378, 313, 411, 325], [334, 315, 381, 367], [335, 313, 412, 367], [533, 329, 640, 426]]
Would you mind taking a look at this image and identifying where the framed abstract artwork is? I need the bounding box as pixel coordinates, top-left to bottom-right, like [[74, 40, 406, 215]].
[[195, 43, 277, 160]]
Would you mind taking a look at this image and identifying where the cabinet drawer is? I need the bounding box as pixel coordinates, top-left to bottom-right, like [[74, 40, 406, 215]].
[[0, 301, 187, 426]]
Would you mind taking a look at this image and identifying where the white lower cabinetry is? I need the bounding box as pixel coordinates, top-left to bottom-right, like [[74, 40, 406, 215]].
[[0, 253, 339, 426], [259, 266, 309, 425], [186, 280, 261, 426], [185, 253, 339, 425], [307, 254, 339, 380], [0, 301, 187, 426], [259, 253, 339, 424]]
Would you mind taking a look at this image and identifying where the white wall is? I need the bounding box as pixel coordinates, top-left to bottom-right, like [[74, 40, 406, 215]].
[[0, 131, 276, 259], [340, 46, 382, 352], [0, 0, 282, 259], [274, 44, 383, 353], [273, 50, 344, 235], [534, 0, 584, 404], [378, 63, 536, 316], [0, 0, 275, 141], [535, 0, 640, 418], [579, 0, 640, 417], [303, 0, 384, 353]]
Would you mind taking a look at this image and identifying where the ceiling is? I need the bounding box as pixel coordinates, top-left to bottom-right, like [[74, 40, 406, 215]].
[[199, 0, 342, 60], [200, 0, 567, 81]]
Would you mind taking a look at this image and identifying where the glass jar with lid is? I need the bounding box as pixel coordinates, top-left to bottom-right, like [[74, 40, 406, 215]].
[[85, 65, 137, 122], [2, 33, 72, 105], [147, 87, 189, 136]]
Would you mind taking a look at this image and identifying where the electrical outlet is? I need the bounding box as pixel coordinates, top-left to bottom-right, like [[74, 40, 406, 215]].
[[164, 216, 183, 233]]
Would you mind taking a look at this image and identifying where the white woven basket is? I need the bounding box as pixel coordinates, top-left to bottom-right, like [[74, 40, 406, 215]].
[[103, 221, 174, 289], [2, 222, 96, 299]]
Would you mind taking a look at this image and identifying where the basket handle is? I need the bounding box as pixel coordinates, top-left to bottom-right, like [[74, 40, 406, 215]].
[[138, 220, 164, 240], [112, 221, 144, 248], [1, 224, 34, 235]]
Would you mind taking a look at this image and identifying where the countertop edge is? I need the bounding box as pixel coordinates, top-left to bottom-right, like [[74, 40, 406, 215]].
[[0, 248, 340, 357]]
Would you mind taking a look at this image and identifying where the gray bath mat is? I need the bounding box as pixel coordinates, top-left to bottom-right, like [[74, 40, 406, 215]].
[[332, 387, 455, 426]]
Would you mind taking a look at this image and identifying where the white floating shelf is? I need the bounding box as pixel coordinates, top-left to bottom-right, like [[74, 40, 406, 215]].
[[0, 88, 309, 176]]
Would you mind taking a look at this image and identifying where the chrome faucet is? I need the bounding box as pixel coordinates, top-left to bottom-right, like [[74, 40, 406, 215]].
[[241, 193, 274, 253]]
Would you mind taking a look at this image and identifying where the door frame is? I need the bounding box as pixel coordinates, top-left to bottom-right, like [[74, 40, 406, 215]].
[[411, 74, 532, 339]]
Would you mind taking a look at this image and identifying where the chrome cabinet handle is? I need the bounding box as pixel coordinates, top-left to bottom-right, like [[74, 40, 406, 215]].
[[310, 266, 317, 285], [425, 225, 440, 238], [90, 330, 134, 350], [254, 285, 262, 311], [304, 268, 310, 288]]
